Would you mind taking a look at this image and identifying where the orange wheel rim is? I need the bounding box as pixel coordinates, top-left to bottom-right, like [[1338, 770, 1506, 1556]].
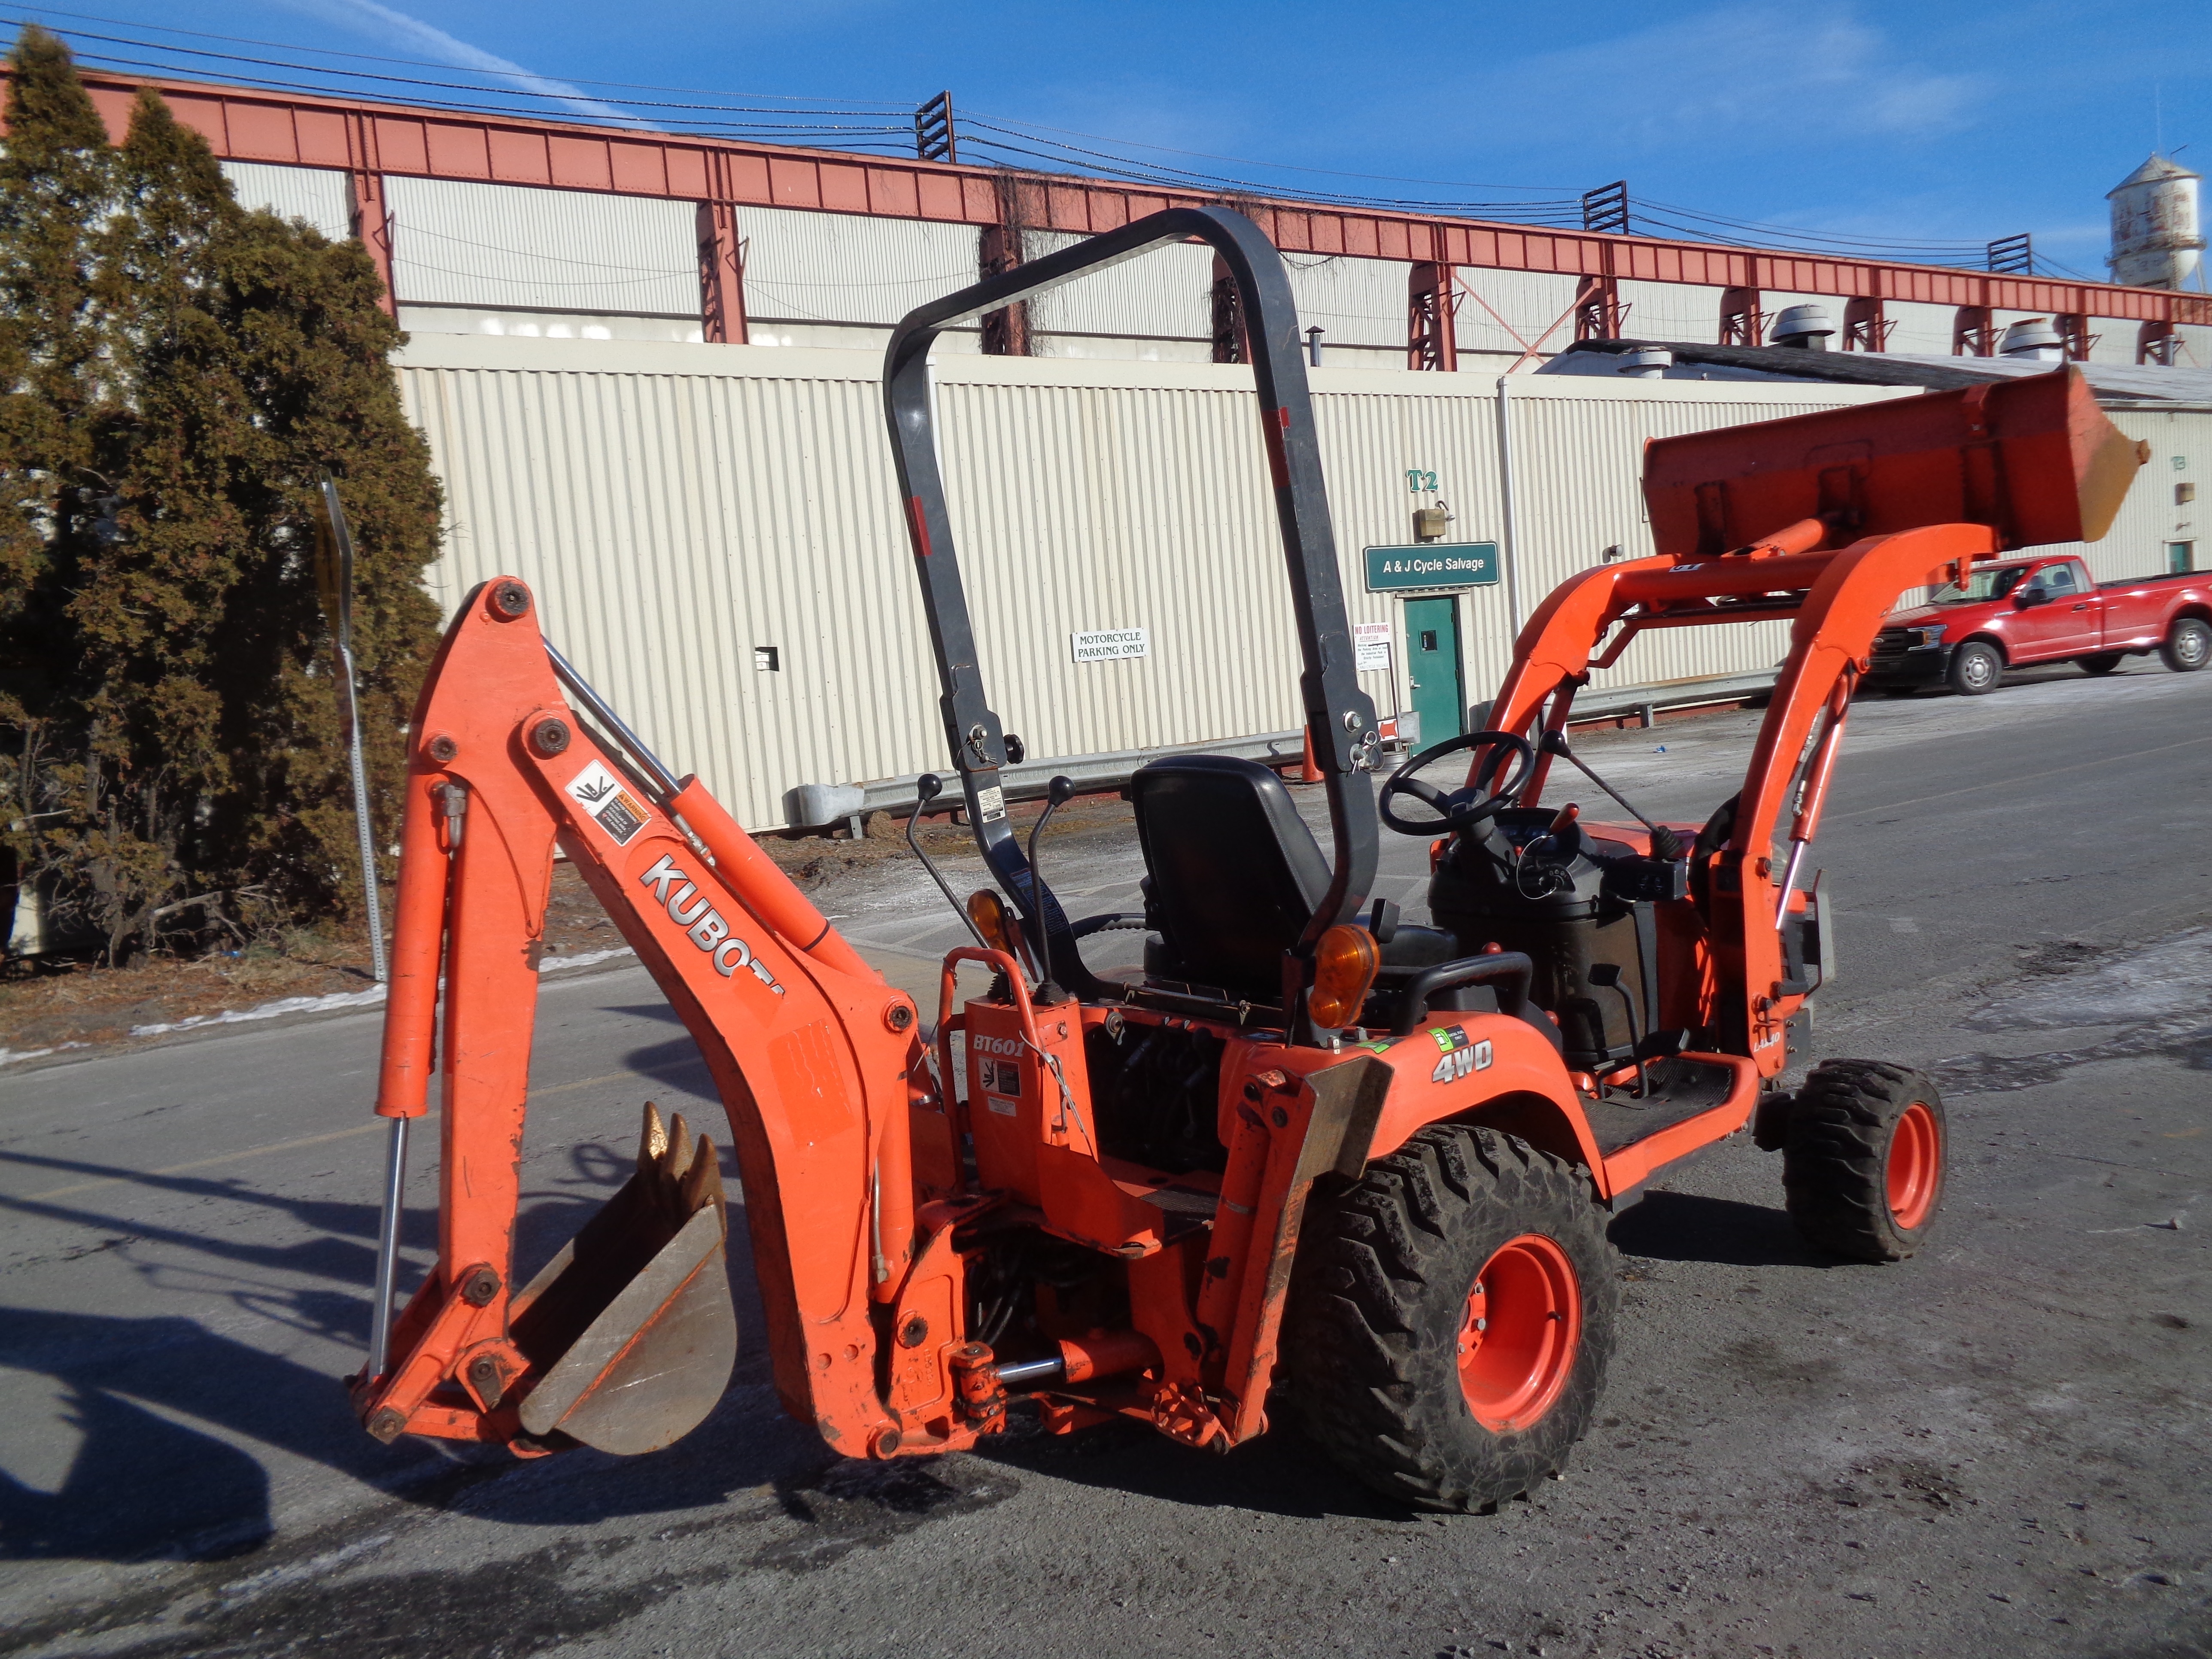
[[1457, 1234, 1580, 1432], [1886, 1103, 1940, 1230]]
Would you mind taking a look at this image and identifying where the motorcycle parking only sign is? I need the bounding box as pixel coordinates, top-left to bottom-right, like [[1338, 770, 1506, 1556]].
[[1071, 627, 1149, 662]]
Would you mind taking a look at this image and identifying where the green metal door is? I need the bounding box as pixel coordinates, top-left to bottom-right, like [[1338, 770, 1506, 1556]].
[[1403, 596, 1464, 747]]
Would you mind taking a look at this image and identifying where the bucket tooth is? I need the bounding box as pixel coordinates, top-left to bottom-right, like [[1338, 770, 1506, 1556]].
[[509, 1103, 736, 1455], [680, 1133, 723, 1214]]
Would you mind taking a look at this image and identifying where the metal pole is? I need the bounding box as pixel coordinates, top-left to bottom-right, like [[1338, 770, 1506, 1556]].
[[339, 641, 387, 984], [317, 477, 388, 983], [366, 1115, 410, 1380]]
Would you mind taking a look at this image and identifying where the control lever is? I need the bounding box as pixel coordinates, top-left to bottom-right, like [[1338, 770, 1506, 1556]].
[[907, 774, 992, 953], [1586, 963, 1648, 1100], [1025, 775, 1076, 1000], [1538, 731, 1684, 860]]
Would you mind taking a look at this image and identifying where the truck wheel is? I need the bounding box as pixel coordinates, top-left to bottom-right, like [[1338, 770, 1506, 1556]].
[[2076, 653, 2124, 675], [2160, 618, 2210, 674], [1783, 1060, 1946, 1263], [1285, 1124, 1618, 1512], [1946, 641, 2002, 696]]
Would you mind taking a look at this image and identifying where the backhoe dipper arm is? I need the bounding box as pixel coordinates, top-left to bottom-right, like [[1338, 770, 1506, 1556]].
[[882, 207, 1378, 1001], [359, 579, 971, 1459]]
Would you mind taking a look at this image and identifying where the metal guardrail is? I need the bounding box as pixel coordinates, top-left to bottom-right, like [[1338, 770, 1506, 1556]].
[[1471, 668, 1779, 734], [783, 671, 1777, 830], [783, 729, 1311, 830]]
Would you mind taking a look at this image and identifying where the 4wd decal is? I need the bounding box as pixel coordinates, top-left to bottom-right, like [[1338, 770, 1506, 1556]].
[[638, 854, 785, 995], [1429, 1024, 1494, 1084], [565, 760, 651, 846]]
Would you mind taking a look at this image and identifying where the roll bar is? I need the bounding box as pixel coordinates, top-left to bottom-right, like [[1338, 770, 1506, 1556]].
[[881, 207, 1379, 1004]]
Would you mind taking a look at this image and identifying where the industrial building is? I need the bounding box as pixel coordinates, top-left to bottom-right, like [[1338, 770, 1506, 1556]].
[[25, 65, 2211, 827]]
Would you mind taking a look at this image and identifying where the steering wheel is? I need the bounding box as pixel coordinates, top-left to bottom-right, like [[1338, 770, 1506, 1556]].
[[1379, 730, 1536, 836]]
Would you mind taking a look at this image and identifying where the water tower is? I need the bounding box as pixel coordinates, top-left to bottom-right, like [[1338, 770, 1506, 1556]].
[[2107, 154, 2203, 289]]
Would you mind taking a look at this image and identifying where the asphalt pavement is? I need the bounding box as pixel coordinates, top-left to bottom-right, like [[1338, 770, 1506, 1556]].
[[1, 657, 2208, 1659]]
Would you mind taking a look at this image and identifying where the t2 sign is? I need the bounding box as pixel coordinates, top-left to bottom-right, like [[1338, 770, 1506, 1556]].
[[1365, 543, 1499, 592]]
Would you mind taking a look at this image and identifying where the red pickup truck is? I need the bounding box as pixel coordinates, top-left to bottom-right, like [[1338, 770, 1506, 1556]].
[[1867, 555, 2212, 696]]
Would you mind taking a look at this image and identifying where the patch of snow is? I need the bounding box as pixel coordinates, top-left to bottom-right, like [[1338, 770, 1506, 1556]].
[[130, 984, 389, 1038]]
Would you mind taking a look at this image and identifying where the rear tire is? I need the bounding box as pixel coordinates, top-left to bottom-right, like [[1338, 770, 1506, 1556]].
[[2160, 618, 2210, 674], [1783, 1060, 1947, 1263], [1947, 641, 2003, 696], [2077, 653, 2124, 675], [1286, 1125, 1618, 1512]]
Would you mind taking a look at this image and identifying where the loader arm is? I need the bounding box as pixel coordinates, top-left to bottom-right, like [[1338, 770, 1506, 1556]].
[[356, 578, 985, 1458], [1468, 367, 2148, 1071]]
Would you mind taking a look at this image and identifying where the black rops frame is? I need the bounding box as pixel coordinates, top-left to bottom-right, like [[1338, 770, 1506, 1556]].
[[881, 206, 1380, 1028]]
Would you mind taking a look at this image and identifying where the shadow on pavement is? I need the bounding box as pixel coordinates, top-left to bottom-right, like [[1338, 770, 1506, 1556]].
[[971, 1412, 1407, 1523], [1608, 1189, 1830, 1269], [0, 1123, 778, 1563], [0, 1309, 419, 1562]]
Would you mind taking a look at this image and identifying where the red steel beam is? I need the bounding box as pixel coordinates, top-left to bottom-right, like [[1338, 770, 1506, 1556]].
[[16, 66, 2211, 331]]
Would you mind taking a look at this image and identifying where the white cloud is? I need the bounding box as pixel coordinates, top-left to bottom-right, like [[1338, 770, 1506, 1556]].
[[1470, 5, 1986, 151], [284, 0, 633, 125]]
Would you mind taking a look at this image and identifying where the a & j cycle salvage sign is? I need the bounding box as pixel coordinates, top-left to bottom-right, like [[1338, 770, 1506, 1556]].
[[1364, 543, 1500, 592]]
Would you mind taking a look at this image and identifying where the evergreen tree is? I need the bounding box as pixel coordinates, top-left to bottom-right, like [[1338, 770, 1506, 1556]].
[[0, 31, 442, 958], [0, 26, 115, 851]]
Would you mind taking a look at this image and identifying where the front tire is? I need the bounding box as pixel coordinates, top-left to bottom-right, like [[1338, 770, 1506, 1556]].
[[1947, 641, 2003, 696], [1286, 1125, 1618, 1512], [1783, 1060, 1947, 1263], [2160, 617, 2210, 674]]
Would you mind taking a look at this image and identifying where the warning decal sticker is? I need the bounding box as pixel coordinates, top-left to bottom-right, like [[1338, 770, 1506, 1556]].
[[565, 759, 652, 846]]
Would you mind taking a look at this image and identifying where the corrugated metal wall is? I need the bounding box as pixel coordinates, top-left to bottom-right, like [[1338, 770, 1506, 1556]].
[[221, 161, 353, 242], [1023, 228, 1212, 343], [398, 338, 1936, 828], [2011, 404, 2209, 583], [739, 203, 981, 328], [1451, 269, 1583, 360], [383, 176, 699, 316]]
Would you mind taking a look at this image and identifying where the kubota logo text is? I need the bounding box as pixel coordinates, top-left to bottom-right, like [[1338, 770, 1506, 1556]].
[[639, 855, 784, 995]]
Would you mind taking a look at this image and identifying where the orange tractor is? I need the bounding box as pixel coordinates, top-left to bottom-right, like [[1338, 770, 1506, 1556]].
[[350, 209, 2145, 1508]]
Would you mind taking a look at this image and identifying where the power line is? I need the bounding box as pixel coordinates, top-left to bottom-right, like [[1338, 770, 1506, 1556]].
[[0, 17, 2085, 273], [13, 6, 917, 108]]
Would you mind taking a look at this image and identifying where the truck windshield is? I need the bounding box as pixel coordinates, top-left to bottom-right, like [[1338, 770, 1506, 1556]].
[[1933, 566, 2029, 604]]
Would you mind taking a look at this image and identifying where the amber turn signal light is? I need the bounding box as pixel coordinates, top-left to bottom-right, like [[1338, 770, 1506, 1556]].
[[966, 889, 1023, 960], [1308, 923, 1380, 1030]]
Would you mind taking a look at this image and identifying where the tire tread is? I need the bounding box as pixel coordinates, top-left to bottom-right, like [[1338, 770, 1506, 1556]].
[[1286, 1124, 1617, 1511]]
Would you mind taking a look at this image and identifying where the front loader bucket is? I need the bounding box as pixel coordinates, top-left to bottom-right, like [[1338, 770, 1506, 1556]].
[[1641, 365, 2151, 557], [510, 1103, 738, 1455]]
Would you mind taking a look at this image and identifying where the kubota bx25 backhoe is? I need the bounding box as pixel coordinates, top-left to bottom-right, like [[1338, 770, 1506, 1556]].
[[350, 209, 2145, 1509]]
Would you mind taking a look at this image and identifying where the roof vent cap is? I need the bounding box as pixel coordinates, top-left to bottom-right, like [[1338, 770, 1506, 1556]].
[[1616, 346, 1673, 378], [1771, 304, 1835, 349], [1999, 316, 2066, 360]]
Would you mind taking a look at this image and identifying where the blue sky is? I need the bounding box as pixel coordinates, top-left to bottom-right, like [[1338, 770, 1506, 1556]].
[[18, 0, 2206, 279]]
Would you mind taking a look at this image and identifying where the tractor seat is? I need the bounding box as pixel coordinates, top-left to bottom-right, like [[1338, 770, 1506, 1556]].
[[1128, 754, 1455, 1004]]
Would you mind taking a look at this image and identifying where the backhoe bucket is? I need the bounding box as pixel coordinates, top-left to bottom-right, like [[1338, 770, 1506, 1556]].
[[510, 1103, 738, 1454]]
